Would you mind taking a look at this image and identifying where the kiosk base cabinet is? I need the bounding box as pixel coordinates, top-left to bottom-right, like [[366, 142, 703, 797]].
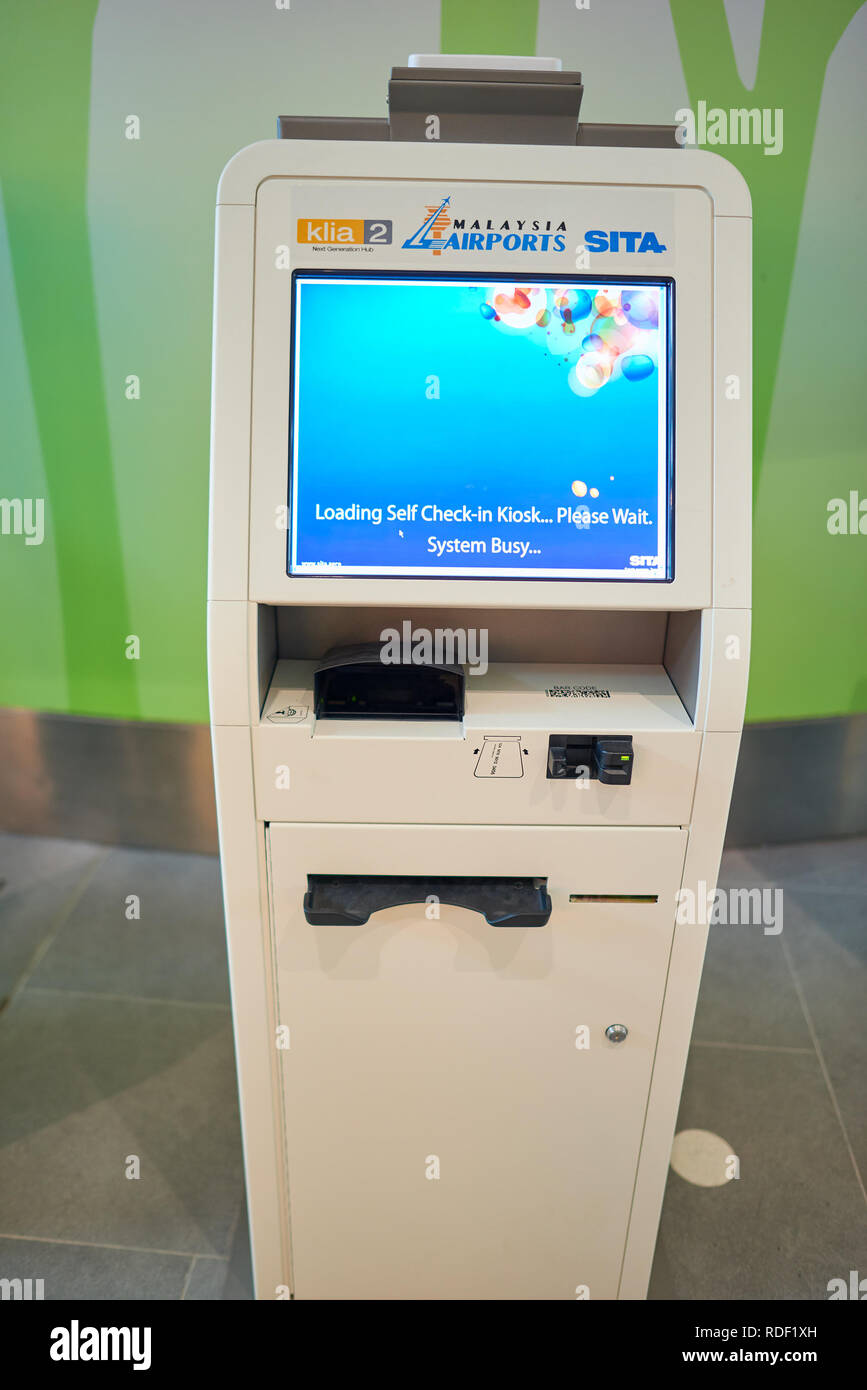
[[267, 823, 686, 1300], [208, 64, 751, 1298]]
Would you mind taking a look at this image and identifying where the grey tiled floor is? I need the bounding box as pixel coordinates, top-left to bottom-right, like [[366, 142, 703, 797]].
[[0, 837, 250, 1300], [0, 832, 864, 1300], [651, 840, 867, 1299]]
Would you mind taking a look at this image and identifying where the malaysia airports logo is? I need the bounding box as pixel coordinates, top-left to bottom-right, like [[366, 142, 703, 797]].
[[402, 196, 454, 253], [402, 196, 568, 255], [401, 197, 667, 256]]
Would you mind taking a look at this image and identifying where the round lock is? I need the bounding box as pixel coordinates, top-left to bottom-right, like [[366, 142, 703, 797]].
[[605, 1023, 628, 1044]]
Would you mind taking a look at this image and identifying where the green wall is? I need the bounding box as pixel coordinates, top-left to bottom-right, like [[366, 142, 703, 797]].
[[1, 0, 865, 724]]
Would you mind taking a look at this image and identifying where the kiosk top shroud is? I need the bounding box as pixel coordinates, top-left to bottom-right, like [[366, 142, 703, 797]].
[[209, 53, 751, 613], [277, 59, 679, 149]]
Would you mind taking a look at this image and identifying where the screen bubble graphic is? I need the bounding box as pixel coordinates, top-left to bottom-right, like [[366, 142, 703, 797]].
[[490, 284, 546, 329], [621, 290, 659, 329], [594, 289, 622, 319], [570, 351, 613, 393], [621, 354, 656, 382], [553, 287, 592, 322]]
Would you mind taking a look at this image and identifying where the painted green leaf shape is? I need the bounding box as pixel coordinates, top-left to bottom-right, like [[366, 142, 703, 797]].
[[670, 0, 863, 497], [0, 1, 139, 717]]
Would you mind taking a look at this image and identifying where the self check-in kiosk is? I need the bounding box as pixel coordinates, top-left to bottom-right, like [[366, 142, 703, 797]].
[[208, 55, 751, 1300]]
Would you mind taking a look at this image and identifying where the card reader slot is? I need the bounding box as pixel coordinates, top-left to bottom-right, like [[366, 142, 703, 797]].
[[314, 644, 464, 720], [303, 874, 552, 927]]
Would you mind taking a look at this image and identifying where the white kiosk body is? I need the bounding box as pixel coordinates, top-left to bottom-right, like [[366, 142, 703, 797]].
[[208, 73, 751, 1299]]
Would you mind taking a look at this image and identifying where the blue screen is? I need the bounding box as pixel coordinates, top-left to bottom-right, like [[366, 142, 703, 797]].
[[289, 274, 673, 580]]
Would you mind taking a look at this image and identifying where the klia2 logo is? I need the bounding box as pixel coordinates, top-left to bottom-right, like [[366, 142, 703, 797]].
[[401, 196, 667, 256]]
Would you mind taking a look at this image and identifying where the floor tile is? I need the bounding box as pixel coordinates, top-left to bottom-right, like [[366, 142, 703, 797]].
[[716, 846, 778, 890], [0, 835, 103, 1005], [184, 1256, 229, 1300], [692, 920, 811, 1050], [649, 1046, 867, 1300], [0, 833, 102, 893], [0, 1236, 190, 1300], [30, 847, 230, 1005], [782, 888, 867, 1177], [727, 837, 867, 894], [222, 1195, 254, 1300], [0, 990, 243, 1255]]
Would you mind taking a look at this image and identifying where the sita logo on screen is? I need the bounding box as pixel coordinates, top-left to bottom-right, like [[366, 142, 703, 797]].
[[402, 196, 567, 255]]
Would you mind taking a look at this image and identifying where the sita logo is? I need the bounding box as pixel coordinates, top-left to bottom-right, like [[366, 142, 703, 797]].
[[402, 196, 567, 255], [584, 229, 668, 254]]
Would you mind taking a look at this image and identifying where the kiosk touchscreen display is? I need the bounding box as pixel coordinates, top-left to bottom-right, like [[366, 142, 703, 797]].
[[288, 273, 673, 581]]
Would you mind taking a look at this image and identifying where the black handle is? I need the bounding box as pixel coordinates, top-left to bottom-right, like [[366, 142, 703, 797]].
[[303, 874, 551, 928]]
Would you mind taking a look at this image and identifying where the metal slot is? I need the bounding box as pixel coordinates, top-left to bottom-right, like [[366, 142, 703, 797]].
[[569, 894, 659, 903]]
